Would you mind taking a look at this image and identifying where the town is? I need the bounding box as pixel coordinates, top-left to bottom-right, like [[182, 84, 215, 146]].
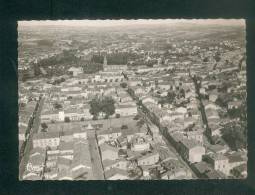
[[18, 20, 247, 180]]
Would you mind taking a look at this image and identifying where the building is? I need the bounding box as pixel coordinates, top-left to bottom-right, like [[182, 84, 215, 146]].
[[71, 139, 92, 179], [100, 143, 119, 161], [103, 55, 127, 72], [137, 151, 159, 166], [115, 105, 138, 117], [22, 171, 42, 180], [104, 167, 129, 180], [102, 159, 129, 171], [171, 133, 205, 163], [131, 137, 150, 152], [68, 67, 83, 77], [204, 153, 229, 175], [33, 132, 60, 148], [183, 129, 203, 144], [228, 100, 242, 110], [26, 148, 46, 173]]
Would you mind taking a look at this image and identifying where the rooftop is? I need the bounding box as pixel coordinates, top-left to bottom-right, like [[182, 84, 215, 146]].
[[100, 143, 119, 153], [33, 132, 60, 140], [104, 167, 129, 179]]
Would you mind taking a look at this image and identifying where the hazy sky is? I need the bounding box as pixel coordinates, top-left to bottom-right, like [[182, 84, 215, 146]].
[[19, 19, 245, 27]]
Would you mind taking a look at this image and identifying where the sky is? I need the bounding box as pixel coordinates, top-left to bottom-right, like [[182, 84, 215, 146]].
[[18, 19, 245, 27]]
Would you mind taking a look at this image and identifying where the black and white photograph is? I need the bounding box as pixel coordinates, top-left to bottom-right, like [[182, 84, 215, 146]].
[[18, 19, 247, 180]]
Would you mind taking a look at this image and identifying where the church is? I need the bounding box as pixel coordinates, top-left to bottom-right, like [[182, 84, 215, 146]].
[[103, 55, 128, 72]]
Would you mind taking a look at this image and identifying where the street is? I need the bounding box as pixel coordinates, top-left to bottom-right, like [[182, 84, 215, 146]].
[[19, 97, 44, 179], [137, 99, 198, 178], [87, 130, 105, 180]]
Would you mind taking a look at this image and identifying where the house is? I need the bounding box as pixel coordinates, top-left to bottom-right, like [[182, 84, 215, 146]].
[[33, 132, 60, 148], [226, 152, 247, 170], [192, 161, 213, 178], [228, 100, 242, 110], [22, 171, 42, 180], [204, 102, 218, 111], [68, 67, 83, 76], [175, 134, 205, 163], [158, 83, 171, 90], [204, 169, 226, 179], [44, 168, 58, 180], [71, 140, 92, 176], [161, 158, 192, 179], [97, 128, 122, 142], [73, 129, 87, 140], [26, 152, 46, 173], [132, 86, 147, 96], [115, 105, 138, 116], [102, 159, 129, 171], [19, 125, 27, 141], [46, 159, 57, 169], [64, 108, 87, 121], [104, 167, 129, 180], [140, 165, 152, 177], [209, 123, 223, 137], [57, 169, 73, 180], [161, 168, 192, 180], [231, 163, 247, 178], [57, 157, 72, 171], [199, 87, 207, 95], [208, 144, 228, 154], [131, 137, 150, 152], [175, 107, 188, 114], [208, 90, 219, 102], [58, 141, 74, 158], [141, 96, 158, 105], [183, 129, 203, 144], [206, 108, 219, 120], [100, 143, 119, 161], [118, 93, 133, 103], [40, 110, 60, 123], [204, 153, 229, 175], [137, 151, 160, 166]]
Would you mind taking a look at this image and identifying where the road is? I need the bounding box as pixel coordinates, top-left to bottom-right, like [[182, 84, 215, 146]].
[[138, 107, 198, 179], [191, 76, 212, 145], [19, 97, 44, 179], [87, 130, 105, 180]]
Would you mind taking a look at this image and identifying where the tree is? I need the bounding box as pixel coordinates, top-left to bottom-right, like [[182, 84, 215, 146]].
[[64, 117, 70, 123], [41, 122, 48, 130], [136, 119, 145, 128], [101, 96, 115, 118], [167, 91, 176, 104], [133, 115, 140, 120], [222, 125, 246, 150], [228, 108, 241, 119], [214, 52, 221, 62], [53, 102, 62, 110], [179, 88, 185, 98], [150, 168, 161, 180], [89, 96, 102, 119], [89, 96, 116, 119], [20, 102, 26, 108], [121, 125, 128, 129], [203, 57, 209, 62], [120, 82, 127, 88], [116, 113, 121, 118]]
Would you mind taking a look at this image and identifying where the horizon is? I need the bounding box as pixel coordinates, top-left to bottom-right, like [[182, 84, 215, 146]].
[[18, 19, 245, 28]]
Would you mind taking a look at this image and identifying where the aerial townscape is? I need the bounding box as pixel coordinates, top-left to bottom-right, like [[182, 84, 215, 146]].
[[18, 19, 247, 180]]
